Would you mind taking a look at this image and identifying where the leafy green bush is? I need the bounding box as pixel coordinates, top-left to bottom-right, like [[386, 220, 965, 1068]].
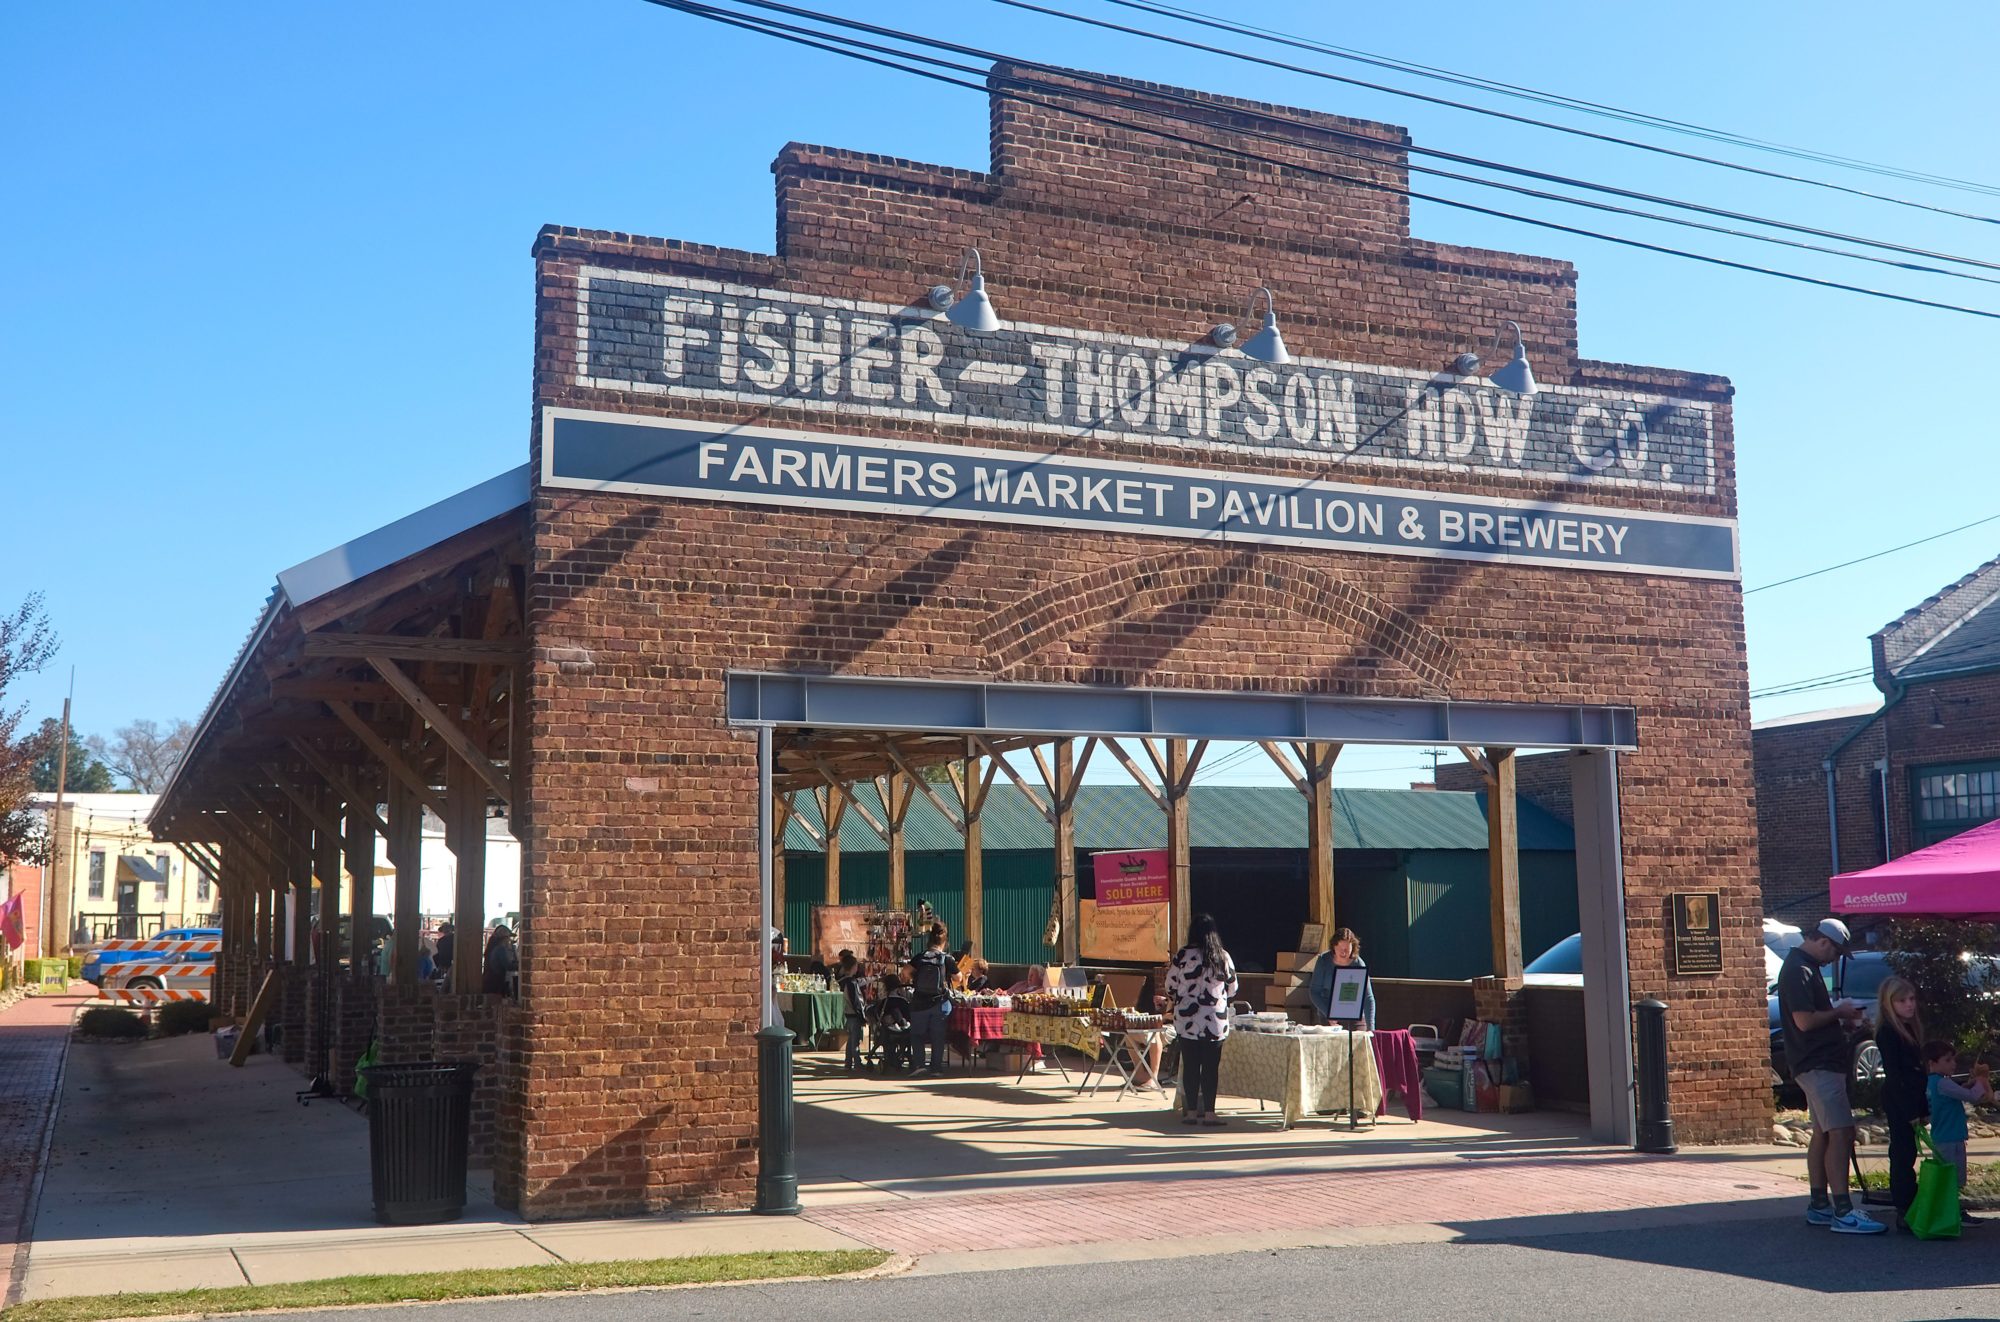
[[1886, 919, 2000, 1061], [66, 955, 83, 979], [155, 999, 213, 1036], [77, 1005, 149, 1038]]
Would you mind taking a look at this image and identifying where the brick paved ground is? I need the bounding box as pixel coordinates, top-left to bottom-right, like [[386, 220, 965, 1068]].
[[1, 988, 88, 1300], [804, 1152, 1803, 1255]]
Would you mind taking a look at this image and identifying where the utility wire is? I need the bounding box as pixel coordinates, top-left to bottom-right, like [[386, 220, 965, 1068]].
[[708, 0, 2000, 282], [647, 0, 2000, 321], [1748, 623, 2000, 699], [1102, 0, 2000, 200], [1746, 512, 2000, 594], [1005, 0, 2000, 226]]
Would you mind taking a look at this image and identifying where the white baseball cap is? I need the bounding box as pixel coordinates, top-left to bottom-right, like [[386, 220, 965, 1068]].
[[1817, 918, 1853, 953]]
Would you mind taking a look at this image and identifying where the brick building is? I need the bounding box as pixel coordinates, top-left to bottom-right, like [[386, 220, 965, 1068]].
[[1752, 552, 2000, 923], [151, 66, 1766, 1219]]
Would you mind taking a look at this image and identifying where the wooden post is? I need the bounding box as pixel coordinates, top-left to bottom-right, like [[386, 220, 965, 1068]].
[[447, 754, 487, 996], [289, 805, 312, 966], [316, 789, 341, 968], [388, 776, 422, 988], [885, 773, 909, 912], [1053, 741, 1077, 966], [1304, 743, 1341, 929], [1166, 740, 1191, 939], [1487, 747, 1523, 979], [821, 783, 848, 905], [961, 755, 985, 955], [254, 866, 271, 970], [772, 795, 789, 935], [345, 793, 376, 975]]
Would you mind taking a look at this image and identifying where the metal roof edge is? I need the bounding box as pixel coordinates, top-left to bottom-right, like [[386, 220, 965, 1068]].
[[148, 590, 284, 833], [276, 465, 531, 608]]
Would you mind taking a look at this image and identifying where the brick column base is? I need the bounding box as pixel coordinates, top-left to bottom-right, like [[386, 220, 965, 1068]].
[[433, 993, 506, 1167], [278, 967, 310, 1066], [376, 981, 437, 1064], [333, 975, 381, 1093], [491, 1004, 526, 1210], [1472, 975, 1530, 1066], [304, 971, 336, 1078]]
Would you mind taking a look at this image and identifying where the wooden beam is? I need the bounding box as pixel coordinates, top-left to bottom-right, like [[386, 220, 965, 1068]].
[[447, 752, 487, 995], [345, 797, 376, 974], [1098, 738, 1165, 811], [1488, 747, 1523, 980], [314, 786, 340, 981], [811, 756, 888, 842], [260, 765, 345, 844], [878, 772, 912, 912], [387, 776, 422, 988], [326, 700, 448, 820], [289, 739, 390, 835], [878, 739, 965, 832], [1166, 740, 1192, 939], [1457, 746, 1495, 782], [1304, 743, 1342, 930], [270, 677, 398, 704], [367, 655, 514, 805], [818, 783, 848, 905], [973, 736, 1052, 822], [1258, 740, 1308, 795], [302, 633, 526, 664]]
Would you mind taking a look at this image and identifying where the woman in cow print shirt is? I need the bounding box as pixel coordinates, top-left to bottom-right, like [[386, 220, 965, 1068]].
[[1166, 912, 1239, 1127]]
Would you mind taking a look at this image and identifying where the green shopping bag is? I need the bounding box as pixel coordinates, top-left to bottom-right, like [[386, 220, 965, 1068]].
[[1907, 1124, 1961, 1241]]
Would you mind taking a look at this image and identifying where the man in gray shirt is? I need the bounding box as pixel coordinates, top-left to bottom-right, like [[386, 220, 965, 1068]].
[[1778, 918, 1884, 1234]]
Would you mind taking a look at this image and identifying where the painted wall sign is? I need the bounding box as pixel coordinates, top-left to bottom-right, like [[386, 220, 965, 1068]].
[[542, 409, 1740, 580], [575, 269, 1718, 494], [1091, 850, 1170, 908]]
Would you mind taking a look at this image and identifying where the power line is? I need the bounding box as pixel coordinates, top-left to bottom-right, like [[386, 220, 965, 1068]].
[[1010, 0, 2000, 224], [1746, 512, 2000, 594], [646, 1, 2000, 321], [698, 0, 2000, 284]]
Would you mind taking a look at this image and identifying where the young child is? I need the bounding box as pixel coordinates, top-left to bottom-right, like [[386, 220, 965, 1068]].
[[836, 952, 869, 1073], [1926, 1040, 1994, 1224]]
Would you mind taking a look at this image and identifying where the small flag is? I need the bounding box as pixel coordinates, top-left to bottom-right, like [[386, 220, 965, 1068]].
[[1, 892, 24, 951]]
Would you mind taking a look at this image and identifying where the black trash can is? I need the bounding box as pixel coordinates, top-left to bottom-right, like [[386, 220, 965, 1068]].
[[360, 1061, 478, 1225]]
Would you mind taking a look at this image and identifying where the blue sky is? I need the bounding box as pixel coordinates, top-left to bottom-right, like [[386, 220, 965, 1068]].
[[4, 1, 1996, 789]]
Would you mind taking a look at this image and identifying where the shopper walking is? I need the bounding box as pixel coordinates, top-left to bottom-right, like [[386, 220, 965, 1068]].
[[482, 924, 518, 997], [1167, 912, 1238, 1128], [1874, 976, 1927, 1230], [1778, 918, 1884, 1233], [1308, 926, 1377, 1029]]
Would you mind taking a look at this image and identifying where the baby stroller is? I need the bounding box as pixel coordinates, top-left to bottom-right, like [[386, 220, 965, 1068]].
[[868, 987, 916, 1074]]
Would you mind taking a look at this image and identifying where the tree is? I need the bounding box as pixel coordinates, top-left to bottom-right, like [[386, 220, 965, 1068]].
[[31, 717, 113, 794], [0, 594, 60, 864], [1886, 918, 2000, 1060], [89, 718, 193, 793]]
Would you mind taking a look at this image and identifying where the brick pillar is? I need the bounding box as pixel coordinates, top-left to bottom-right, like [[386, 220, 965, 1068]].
[[304, 972, 333, 1078], [332, 974, 381, 1093], [278, 966, 310, 1066], [376, 979, 437, 1064], [432, 992, 505, 1166], [1473, 975, 1530, 1066], [491, 1002, 526, 1210]]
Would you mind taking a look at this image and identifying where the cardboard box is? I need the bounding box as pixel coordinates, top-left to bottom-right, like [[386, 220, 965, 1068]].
[[1497, 1084, 1535, 1113], [1264, 982, 1313, 1009], [1273, 950, 1321, 973]]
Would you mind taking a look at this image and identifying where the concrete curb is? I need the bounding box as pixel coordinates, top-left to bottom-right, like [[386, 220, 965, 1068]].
[[52, 1251, 914, 1322], [4, 996, 80, 1310]]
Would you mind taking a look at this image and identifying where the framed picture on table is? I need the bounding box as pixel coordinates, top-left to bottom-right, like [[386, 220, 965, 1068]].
[[1329, 965, 1370, 1022]]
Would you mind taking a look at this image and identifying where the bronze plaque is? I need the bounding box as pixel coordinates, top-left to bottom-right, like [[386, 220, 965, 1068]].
[[1669, 891, 1723, 975]]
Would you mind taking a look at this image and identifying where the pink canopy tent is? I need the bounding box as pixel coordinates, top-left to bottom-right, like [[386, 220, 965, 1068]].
[[1830, 817, 2000, 920]]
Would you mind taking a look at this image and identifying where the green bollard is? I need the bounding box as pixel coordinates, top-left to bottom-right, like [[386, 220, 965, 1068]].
[[754, 1022, 800, 1214]]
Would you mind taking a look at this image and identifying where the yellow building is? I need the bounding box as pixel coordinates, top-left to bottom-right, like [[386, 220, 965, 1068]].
[[35, 794, 220, 948]]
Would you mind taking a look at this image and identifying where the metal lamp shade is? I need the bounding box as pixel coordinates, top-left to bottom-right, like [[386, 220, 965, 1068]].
[[1240, 310, 1290, 364], [945, 272, 1002, 333], [1489, 323, 1537, 396]]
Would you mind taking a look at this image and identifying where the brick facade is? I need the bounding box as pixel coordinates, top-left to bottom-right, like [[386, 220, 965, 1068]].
[[1751, 708, 1884, 923], [512, 66, 1766, 1216]]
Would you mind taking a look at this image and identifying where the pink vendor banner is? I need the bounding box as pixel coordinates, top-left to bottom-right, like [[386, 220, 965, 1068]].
[[1092, 850, 1169, 907]]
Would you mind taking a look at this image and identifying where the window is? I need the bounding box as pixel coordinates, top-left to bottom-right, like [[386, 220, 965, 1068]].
[[196, 867, 212, 903], [87, 850, 105, 900], [1913, 760, 2000, 848], [154, 854, 170, 903]]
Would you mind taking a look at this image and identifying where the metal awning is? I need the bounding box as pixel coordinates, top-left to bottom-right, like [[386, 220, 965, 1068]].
[[117, 854, 167, 885]]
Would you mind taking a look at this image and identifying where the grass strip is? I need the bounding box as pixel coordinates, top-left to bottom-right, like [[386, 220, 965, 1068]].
[[0, 1250, 891, 1322]]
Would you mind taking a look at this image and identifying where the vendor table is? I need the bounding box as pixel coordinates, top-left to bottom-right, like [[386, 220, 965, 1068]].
[[1197, 1029, 1383, 1128], [1076, 1025, 1172, 1101], [779, 990, 848, 1050], [1000, 1011, 1101, 1055], [949, 1005, 1013, 1065]]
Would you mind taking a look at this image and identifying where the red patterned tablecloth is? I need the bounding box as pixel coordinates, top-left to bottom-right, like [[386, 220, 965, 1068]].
[[949, 1005, 1015, 1059]]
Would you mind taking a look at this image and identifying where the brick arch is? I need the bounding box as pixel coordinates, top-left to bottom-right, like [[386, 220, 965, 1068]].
[[979, 546, 1456, 692]]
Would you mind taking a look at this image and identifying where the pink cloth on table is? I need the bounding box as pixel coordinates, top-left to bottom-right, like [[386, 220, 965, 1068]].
[[1372, 1029, 1423, 1121]]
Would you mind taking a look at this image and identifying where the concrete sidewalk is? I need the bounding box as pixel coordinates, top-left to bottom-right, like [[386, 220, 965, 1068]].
[[13, 1031, 1906, 1305], [1, 984, 93, 1306]]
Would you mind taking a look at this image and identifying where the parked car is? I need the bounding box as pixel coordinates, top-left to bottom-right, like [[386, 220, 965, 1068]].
[[80, 926, 220, 987], [1767, 950, 2000, 1087], [1523, 933, 1584, 988]]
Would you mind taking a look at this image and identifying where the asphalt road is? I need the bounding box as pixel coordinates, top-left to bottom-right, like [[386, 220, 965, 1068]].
[[247, 1218, 2000, 1322]]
